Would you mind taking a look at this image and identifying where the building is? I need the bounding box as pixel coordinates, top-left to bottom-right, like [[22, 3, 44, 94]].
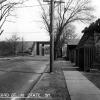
[[73, 19, 100, 71]]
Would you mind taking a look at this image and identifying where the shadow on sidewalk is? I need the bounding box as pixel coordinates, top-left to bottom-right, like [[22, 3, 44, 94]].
[[61, 60, 80, 71]]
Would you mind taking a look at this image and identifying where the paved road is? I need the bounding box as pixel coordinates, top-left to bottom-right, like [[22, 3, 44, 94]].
[[0, 56, 49, 100]]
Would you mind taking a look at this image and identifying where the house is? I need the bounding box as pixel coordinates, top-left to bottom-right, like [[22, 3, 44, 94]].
[[75, 19, 100, 71], [66, 39, 79, 62]]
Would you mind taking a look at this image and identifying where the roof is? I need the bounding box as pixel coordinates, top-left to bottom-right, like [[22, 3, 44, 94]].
[[67, 39, 80, 45], [77, 33, 94, 48]]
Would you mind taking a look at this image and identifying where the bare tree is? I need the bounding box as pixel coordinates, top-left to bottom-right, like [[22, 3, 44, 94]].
[[6, 33, 20, 55], [0, 0, 7, 4], [40, 0, 95, 59], [58, 24, 76, 46], [0, 33, 20, 56], [0, 0, 27, 35]]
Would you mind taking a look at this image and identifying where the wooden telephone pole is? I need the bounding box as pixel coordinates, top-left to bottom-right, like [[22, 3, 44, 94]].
[[43, 0, 64, 72], [43, 0, 54, 72], [49, 0, 54, 72]]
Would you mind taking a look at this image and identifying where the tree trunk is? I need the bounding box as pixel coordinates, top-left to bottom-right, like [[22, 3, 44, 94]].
[[54, 47, 57, 60]]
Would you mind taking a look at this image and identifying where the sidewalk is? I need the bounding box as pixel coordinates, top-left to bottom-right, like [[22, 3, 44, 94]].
[[63, 61, 100, 100]]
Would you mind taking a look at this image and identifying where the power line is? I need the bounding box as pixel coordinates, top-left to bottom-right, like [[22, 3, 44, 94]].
[[14, 4, 49, 8], [3, 32, 47, 34]]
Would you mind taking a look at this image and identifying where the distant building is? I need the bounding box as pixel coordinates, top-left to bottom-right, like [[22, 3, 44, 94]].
[[66, 39, 79, 61], [0, 41, 50, 57], [68, 19, 100, 71]]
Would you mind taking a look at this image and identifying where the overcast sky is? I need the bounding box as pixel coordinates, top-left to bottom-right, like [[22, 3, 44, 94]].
[[0, 0, 100, 41]]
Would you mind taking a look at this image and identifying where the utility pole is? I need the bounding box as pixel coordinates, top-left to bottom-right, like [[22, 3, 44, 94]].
[[43, 0, 64, 72], [50, 0, 54, 72], [43, 0, 54, 72]]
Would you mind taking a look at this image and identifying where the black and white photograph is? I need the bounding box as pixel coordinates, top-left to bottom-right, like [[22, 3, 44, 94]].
[[0, 0, 100, 100]]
